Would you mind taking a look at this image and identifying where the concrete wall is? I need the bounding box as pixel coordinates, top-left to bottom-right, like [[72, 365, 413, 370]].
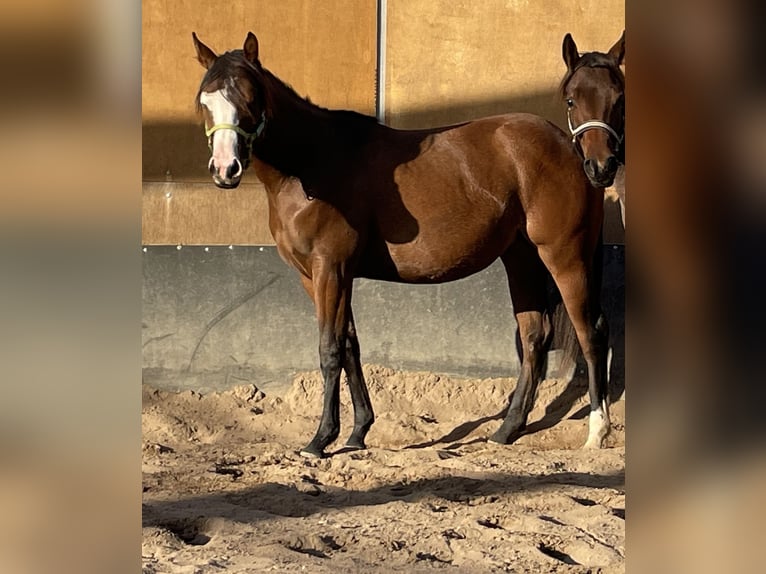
[[142, 246, 517, 392], [142, 245, 624, 394]]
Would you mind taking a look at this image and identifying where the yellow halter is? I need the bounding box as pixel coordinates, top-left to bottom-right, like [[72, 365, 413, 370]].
[[205, 111, 267, 156]]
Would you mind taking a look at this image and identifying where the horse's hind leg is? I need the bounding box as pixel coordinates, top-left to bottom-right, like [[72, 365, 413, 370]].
[[538, 242, 611, 448], [344, 309, 375, 450], [490, 240, 553, 444]]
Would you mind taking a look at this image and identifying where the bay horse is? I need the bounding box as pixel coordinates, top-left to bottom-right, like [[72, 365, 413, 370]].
[[192, 31, 611, 457], [561, 31, 625, 226]]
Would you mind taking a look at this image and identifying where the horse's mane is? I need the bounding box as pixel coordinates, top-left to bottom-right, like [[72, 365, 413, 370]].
[[558, 52, 625, 96], [195, 50, 378, 131]]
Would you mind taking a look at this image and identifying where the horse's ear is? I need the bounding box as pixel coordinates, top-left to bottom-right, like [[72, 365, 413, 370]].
[[244, 32, 260, 66], [562, 33, 579, 71], [608, 30, 625, 67], [192, 32, 217, 69]]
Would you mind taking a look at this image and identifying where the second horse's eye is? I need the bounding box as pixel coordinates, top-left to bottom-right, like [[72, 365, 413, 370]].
[[566, 98, 575, 108]]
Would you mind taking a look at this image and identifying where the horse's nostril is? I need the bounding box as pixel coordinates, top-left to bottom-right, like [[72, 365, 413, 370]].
[[583, 158, 596, 176], [231, 158, 243, 179], [605, 156, 618, 173], [225, 159, 241, 180], [208, 158, 217, 175]]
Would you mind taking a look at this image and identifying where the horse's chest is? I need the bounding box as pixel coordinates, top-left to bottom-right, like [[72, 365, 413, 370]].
[[266, 194, 314, 272], [270, 218, 314, 274]]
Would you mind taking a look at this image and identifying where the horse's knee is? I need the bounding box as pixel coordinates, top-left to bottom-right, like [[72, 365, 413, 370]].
[[319, 341, 344, 375]]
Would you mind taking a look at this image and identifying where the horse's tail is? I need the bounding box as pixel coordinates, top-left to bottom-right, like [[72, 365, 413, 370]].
[[546, 233, 605, 380], [549, 297, 580, 379], [545, 277, 580, 380]]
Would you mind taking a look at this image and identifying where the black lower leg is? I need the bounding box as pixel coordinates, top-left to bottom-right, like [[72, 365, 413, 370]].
[[587, 311, 610, 410], [343, 315, 374, 449], [301, 342, 344, 457], [490, 310, 550, 444]]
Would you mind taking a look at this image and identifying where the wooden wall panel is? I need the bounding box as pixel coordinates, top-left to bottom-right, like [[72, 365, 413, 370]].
[[384, 0, 625, 243], [142, 0, 377, 244], [142, 0, 377, 182], [142, 183, 272, 245], [142, 0, 625, 245], [385, 0, 625, 130]]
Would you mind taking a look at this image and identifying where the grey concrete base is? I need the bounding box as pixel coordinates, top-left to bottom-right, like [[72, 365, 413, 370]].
[[142, 245, 624, 394]]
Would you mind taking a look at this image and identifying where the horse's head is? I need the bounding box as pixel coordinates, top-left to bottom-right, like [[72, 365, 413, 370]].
[[561, 31, 625, 188], [193, 32, 268, 189]]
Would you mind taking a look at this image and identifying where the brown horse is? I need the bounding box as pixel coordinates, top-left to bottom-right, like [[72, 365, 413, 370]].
[[561, 31, 625, 225], [192, 31, 611, 457]]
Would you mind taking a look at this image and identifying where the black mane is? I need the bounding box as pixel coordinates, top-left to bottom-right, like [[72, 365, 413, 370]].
[[195, 50, 379, 131]]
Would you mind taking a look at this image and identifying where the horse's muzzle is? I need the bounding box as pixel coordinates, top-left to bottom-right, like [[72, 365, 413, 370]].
[[583, 156, 619, 188], [209, 156, 243, 189]]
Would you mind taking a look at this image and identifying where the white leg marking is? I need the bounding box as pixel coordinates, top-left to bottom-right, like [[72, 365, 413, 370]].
[[584, 400, 611, 449]]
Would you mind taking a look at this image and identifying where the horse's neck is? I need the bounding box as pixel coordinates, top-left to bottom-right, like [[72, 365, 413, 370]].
[[254, 85, 335, 178]]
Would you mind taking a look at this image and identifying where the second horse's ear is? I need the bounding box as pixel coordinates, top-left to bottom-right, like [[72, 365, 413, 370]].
[[192, 32, 217, 69], [562, 33, 579, 71], [608, 30, 625, 67], [244, 32, 260, 66]]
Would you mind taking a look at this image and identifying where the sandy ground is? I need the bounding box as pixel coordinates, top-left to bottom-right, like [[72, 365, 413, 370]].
[[142, 365, 625, 573]]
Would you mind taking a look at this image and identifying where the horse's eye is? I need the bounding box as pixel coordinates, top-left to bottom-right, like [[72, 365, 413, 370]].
[[566, 98, 575, 108]]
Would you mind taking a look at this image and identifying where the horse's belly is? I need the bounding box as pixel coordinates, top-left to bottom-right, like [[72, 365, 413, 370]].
[[358, 224, 514, 284], [392, 245, 498, 283]]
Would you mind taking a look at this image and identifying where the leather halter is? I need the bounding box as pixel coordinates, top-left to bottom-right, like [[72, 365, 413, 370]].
[[205, 111, 267, 158], [567, 107, 623, 145]]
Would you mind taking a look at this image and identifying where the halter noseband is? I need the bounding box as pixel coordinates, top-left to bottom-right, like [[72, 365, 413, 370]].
[[205, 111, 267, 159], [567, 107, 623, 145]]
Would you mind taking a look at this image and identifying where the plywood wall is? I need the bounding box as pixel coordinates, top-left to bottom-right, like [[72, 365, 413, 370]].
[[142, 0, 624, 245], [385, 0, 625, 129], [142, 0, 378, 183]]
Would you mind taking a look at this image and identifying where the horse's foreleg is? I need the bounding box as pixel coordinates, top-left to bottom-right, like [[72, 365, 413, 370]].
[[343, 310, 375, 450], [491, 243, 552, 444], [300, 268, 350, 458], [540, 244, 611, 448]]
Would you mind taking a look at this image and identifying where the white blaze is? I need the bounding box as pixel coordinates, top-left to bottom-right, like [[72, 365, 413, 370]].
[[199, 88, 239, 176]]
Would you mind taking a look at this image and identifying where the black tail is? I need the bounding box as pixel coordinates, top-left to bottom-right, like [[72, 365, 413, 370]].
[[548, 233, 606, 380], [547, 280, 581, 380]]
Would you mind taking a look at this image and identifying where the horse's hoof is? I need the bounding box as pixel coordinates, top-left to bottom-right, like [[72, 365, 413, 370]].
[[344, 439, 367, 451], [299, 445, 326, 458], [582, 438, 604, 449], [583, 429, 610, 449], [489, 428, 523, 445], [583, 408, 611, 449], [489, 432, 508, 445]]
